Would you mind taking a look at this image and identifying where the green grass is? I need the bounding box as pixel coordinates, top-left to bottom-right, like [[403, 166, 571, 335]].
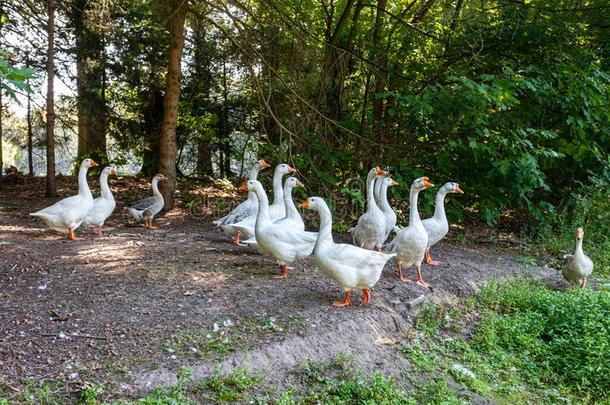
[[278, 354, 416, 404], [405, 278, 610, 404], [195, 368, 260, 402], [164, 315, 303, 360]]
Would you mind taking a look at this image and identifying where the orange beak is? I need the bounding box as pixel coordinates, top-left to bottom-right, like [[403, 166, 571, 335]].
[[111, 167, 118, 176], [296, 180, 305, 188], [260, 160, 271, 169], [288, 166, 297, 173], [299, 200, 309, 209], [391, 179, 398, 186], [455, 185, 464, 194], [375, 166, 386, 176], [90, 160, 99, 168], [238, 183, 249, 192], [423, 177, 434, 188]]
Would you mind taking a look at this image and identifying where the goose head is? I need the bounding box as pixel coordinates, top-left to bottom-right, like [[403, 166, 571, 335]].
[[442, 182, 464, 194], [299, 196, 325, 211], [576, 227, 584, 241], [276, 163, 296, 175], [285, 177, 304, 190], [411, 176, 434, 191], [81, 158, 98, 169], [239, 179, 263, 193], [154, 173, 168, 182], [102, 166, 118, 176], [383, 177, 398, 188]]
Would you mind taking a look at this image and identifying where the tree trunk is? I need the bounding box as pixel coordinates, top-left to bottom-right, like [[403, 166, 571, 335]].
[[71, 0, 107, 165], [0, 90, 3, 191], [45, 0, 56, 197], [27, 73, 33, 176], [371, 0, 388, 130], [141, 84, 164, 176], [192, 19, 213, 177], [158, 0, 187, 210]]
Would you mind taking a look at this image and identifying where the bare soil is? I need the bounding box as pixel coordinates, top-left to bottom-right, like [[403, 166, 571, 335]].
[[0, 176, 557, 402]]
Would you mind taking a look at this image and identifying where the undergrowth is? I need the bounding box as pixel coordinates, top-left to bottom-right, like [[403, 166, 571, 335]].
[[405, 278, 610, 404]]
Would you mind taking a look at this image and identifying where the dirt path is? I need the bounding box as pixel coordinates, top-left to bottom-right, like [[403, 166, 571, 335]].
[[0, 178, 556, 400]]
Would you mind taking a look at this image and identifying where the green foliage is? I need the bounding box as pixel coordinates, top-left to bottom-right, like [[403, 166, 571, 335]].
[[409, 279, 610, 403], [0, 52, 33, 101], [195, 368, 260, 402], [284, 355, 415, 404], [134, 367, 193, 405]]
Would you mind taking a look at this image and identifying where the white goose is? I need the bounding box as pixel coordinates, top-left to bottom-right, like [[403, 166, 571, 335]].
[[387, 177, 434, 287], [352, 167, 388, 250], [562, 227, 594, 288], [83, 166, 118, 234], [378, 176, 398, 245], [127, 173, 167, 229], [301, 197, 395, 306], [229, 163, 295, 240], [421, 182, 463, 265], [241, 180, 316, 279], [373, 166, 391, 207], [215, 160, 271, 245], [30, 158, 98, 241]]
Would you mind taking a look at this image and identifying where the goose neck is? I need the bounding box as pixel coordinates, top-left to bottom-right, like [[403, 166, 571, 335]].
[[78, 165, 92, 198], [254, 184, 271, 225], [283, 185, 300, 220], [272, 170, 285, 206], [409, 186, 422, 225], [315, 204, 334, 248], [100, 172, 113, 199], [433, 189, 448, 220]]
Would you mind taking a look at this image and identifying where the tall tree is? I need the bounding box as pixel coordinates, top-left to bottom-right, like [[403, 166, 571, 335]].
[[26, 55, 33, 175], [69, 0, 108, 164], [158, 0, 187, 209], [45, 0, 56, 197]]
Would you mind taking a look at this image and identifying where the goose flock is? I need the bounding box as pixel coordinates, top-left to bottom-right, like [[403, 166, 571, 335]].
[[29, 158, 594, 305]]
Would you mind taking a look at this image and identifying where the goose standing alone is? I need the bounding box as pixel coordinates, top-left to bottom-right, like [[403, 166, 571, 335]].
[[241, 180, 316, 279], [127, 173, 167, 229], [421, 182, 463, 265], [388, 177, 434, 287], [215, 160, 271, 245], [30, 158, 98, 241], [562, 227, 594, 288], [83, 166, 118, 235], [352, 167, 388, 250], [301, 197, 396, 306]]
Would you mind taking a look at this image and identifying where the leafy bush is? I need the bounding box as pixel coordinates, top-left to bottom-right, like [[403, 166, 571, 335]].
[[474, 280, 610, 401]]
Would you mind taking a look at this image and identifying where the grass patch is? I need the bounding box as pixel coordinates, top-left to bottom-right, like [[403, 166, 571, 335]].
[[164, 315, 303, 360], [279, 354, 416, 404], [404, 278, 610, 404], [195, 368, 260, 402]]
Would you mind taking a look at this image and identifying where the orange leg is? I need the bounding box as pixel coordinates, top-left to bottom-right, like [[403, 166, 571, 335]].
[[396, 263, 409, 283], [423, 249, 440, 266], [272, 264, 289, 279], [360, 288, 372, 305], [148, 218, 157, 229], [233, 230, 247, 247], [68, 227, 81, 241], [333, 290, 351, 307], [415, 265, 431, 289]]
